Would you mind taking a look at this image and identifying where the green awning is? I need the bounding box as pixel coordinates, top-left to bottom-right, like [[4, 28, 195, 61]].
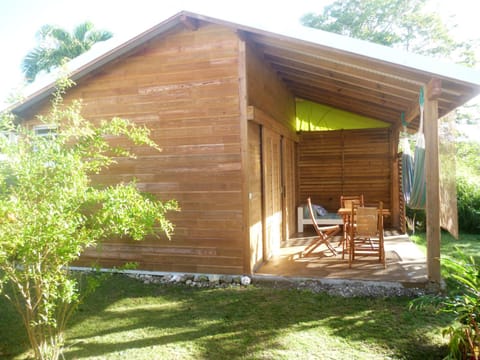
[[296, 99, 390, 131]]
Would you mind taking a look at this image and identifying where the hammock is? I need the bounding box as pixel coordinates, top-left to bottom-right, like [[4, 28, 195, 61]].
[[401, 136, 413, 204], [402, 89, 426, 210]]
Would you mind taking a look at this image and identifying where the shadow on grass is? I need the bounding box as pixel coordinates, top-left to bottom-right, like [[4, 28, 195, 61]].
[[0, 295, 30, 359], [69, 276, 449, 359], [1, 274, 451, 359]]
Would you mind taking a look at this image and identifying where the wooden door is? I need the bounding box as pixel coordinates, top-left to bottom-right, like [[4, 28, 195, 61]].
[[262, 127, 283, 259]]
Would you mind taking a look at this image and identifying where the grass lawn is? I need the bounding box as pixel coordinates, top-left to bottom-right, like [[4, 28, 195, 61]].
[[3, 231, 479, 359], [410, 230, 480, 283], [411, 231, 480, 260], [1, 274, 451, 360]]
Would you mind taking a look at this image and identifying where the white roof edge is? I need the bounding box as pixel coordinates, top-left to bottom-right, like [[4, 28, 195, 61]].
[[7, 10, 480, 114]]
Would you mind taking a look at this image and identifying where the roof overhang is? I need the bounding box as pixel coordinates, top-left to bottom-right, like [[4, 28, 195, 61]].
[[8, 11, 480, 131]]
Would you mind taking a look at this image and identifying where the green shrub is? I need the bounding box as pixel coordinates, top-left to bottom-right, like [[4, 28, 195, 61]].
[[411, 249, 480, 360], [457, 176, 480, 234], [0, 78, 178, 360], [405, 206, 426, 233]]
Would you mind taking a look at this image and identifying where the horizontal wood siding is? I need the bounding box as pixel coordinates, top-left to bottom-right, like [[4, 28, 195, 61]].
[[283, 137, 297, 238], [248, 122, 263, 270], [298, 129, 393, 225], [246, 44, 296, 133], [245, 44, 297, 244], [23, 23, 246, 274]]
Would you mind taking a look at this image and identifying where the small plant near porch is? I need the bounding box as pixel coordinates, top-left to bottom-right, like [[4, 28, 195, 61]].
[[0, 78, 178, 360], [411, 248, 480, 360]]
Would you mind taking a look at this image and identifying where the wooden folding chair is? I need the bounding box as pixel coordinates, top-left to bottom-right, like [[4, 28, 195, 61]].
[[348, 201, 385, 268], [302, 197, 341, 257]]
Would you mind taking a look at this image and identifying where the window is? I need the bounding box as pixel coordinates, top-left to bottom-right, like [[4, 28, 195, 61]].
[[34, 124, 57, 138]]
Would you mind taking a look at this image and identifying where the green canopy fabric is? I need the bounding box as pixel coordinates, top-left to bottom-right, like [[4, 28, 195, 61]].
[[296, 100, 389, 131]]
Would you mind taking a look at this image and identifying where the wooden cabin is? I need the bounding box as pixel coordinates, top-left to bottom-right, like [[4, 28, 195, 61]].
[[10, 11, 480, 282]]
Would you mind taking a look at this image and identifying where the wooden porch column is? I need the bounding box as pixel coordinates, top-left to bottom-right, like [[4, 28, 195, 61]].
[[237, 37, 251, 275], [424, 79, 442, 284]]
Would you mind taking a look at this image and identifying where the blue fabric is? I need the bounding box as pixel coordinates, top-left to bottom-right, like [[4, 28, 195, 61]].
[[313, 204, 327, 216], [303, 205, 341, 220]]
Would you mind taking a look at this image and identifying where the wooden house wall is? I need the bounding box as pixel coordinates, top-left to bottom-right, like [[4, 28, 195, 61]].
[[247, 122, 263, 271], [245, 45, 296, 132], [298, 129, 394, 225], [245, 44, 297, 257], [22, 23, 248, 274]]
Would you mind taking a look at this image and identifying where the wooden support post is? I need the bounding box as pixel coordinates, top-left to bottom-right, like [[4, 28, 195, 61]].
[[424, 80, 442, 284], [390, 128, 400, 229], [238, 38, 251, 275]]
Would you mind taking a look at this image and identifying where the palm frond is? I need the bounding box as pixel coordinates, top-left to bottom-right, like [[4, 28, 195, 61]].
[[22, 21, 113, 82], [86, 30, 113, 44], [73, 21, 94, 42], [21, 47, 53, 82], [50, 28, 73, 45]]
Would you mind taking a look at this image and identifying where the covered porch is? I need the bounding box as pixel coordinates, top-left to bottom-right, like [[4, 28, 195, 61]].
[[240, 15, 480, 284], [256, 230, 427, 286]]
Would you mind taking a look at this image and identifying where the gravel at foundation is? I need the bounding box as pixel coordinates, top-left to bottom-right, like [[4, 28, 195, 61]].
[[286, 279, 430, 297], [125, 272, 435, 298]]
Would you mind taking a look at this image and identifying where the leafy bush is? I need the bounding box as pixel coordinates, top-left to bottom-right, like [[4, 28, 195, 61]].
[[405, 206, 426, 233], [0, 78, 178, 360], [411, 249, 480, 360], [457, 176, 480, 234]]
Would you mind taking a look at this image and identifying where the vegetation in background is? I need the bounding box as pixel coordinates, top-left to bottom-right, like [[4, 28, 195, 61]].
[[21, 21, 112, 82], [457, 176, 480, 234], [455, 137, 480, 234], [301, 0, 478, 66], [0, 78, 178, 360], [456, 141, 480, 178]]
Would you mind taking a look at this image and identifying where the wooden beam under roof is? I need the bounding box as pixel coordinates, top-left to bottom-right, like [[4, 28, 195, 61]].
[[253, 34, 434, 84], [267, 55, 418, 102], [276, 69, 411, 110], [261, 45, 425, 92], [405, 78, 442, 123]]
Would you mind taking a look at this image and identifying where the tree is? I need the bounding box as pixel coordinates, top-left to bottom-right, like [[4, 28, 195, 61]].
[[0, 77, 178, 360], [301, 0, 477, 66], [21, 21, 113, 82]]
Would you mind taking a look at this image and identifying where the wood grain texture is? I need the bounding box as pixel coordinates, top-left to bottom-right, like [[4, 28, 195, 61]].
[[298, 128, 395, 227], [22, 23, 249, 275], [248, 122, 263, 271], [246, 44, 296, 133]]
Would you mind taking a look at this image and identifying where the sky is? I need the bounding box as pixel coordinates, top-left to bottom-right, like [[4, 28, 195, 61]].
[[0, 0, 479, 139]]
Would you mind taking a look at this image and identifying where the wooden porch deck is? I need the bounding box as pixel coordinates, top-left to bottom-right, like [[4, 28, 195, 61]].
[[255, 230, 428, 287]]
